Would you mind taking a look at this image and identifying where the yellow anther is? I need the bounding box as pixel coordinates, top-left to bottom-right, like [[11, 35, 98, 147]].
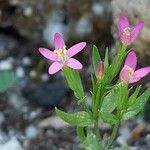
[[123, 27, 131, 36], [54, 45, 68, 62], [54, 49, 62, 55], [127, 67, 134, 77]]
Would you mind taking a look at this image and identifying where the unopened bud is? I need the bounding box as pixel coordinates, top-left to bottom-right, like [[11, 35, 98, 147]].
[[96, 61, 104, 79]]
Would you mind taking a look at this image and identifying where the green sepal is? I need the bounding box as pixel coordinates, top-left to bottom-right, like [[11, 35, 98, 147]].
[[55, 108, 94, 127], [92, 45, 101, 74], [0, 70, 15, 92], [100, 112, 119, 125]]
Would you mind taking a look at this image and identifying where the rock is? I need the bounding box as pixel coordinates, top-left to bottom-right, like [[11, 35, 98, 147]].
[[38, 116, 69, 129], [111, 0, 150, 65], [25, 125, 38, 139], [0, 112, 5, 125], [0, 34, 19, 59], [16, 67, 25, 78], [22, 81, 68, 107], [0, 137, 23, 150]]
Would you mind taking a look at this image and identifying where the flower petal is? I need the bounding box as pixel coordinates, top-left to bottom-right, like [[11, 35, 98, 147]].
[[54, 33, 65, 49], [118, 15, 129, 31], [119, 65, 132, 83], [67, 58, 83, 69], [67, 42, 86, 57], [130, 21, 144, 43], [124, 51, 137, 70], [129, 76, 141, 83], [133, 67, 150, 78], [48, 62, 64, 74], [39, 48, 57, 61], [129, 67, 150, 83]]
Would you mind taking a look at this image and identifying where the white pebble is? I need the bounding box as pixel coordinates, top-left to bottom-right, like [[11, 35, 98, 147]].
[[92, 3, 104, 15], [22, 57, 31, 66], [16, 67, 25, 78], [29, 70, 37, 78], [75, 16, 92, 37], [41, 73, 49, 82], [0, 137, 23, 150], [25, 125, 38, 139], [24, 7, 33, 16]]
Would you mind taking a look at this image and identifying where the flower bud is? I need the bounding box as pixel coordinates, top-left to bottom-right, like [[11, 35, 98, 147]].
[[96, 61, 104, 79]]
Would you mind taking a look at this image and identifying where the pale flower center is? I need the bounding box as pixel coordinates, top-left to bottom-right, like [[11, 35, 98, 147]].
[[126, 66, 134, 77], [54, 45, 68, 62], [123, 27, 131, 36]]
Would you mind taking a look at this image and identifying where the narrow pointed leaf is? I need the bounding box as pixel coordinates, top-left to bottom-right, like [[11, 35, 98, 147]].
[[92, 45, 101, 74], [104, 47, 109, 69], [55, 108, 94, 127], [100, 112, 119, 124], [127, 88, 150, 114]]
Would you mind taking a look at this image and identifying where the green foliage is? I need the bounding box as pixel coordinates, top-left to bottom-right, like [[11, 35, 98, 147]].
[[122, 88, 150, 120], [127, 86, 141, 107], [103, 44, 127, 85], [100, 112, 119, 124], [92, 45, 101, 74], [83, 132, 102, 150], [101, 89, 117, 113], [55, 108, 94, 127], [0, 70, 15, 92], [104, 47, 109, 69], [62, 67, 85, 104]]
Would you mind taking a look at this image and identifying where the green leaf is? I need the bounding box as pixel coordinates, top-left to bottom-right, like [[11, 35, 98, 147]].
[[76, 127, 86, 143], [127, 88, 150, 115], [100, 112, 119, 124], [92, 45, 101, 74], [0, 70, 15, 92], [62, 67, 85, 102], [115, 83, 128, 110], [83, 132, 102, 150], [55, 108, 94, 127], [101, 89, 117, 113], [122, 111, 137, 120], [127, 86, 141, 107], [103, 44, 127, 85], [104, 47, 109, 69]]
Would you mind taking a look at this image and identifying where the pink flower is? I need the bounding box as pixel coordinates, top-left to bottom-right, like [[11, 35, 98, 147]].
[[119, 51, 150, 84], [118, 15, 144, 45], [39, 33, 86, 74]]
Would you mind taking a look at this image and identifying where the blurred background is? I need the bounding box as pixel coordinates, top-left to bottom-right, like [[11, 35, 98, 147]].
[[0, 0, 149, 149]]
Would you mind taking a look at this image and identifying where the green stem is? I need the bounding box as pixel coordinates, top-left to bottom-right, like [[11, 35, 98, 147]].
[[106, 124, 119, 149], [94, 120, 103, 149]]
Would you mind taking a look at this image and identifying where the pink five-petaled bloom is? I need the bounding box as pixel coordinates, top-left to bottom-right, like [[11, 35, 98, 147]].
[[118, 15, 144, 45], [39, 33, 86, 74], [119, 51, 150, 84]]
